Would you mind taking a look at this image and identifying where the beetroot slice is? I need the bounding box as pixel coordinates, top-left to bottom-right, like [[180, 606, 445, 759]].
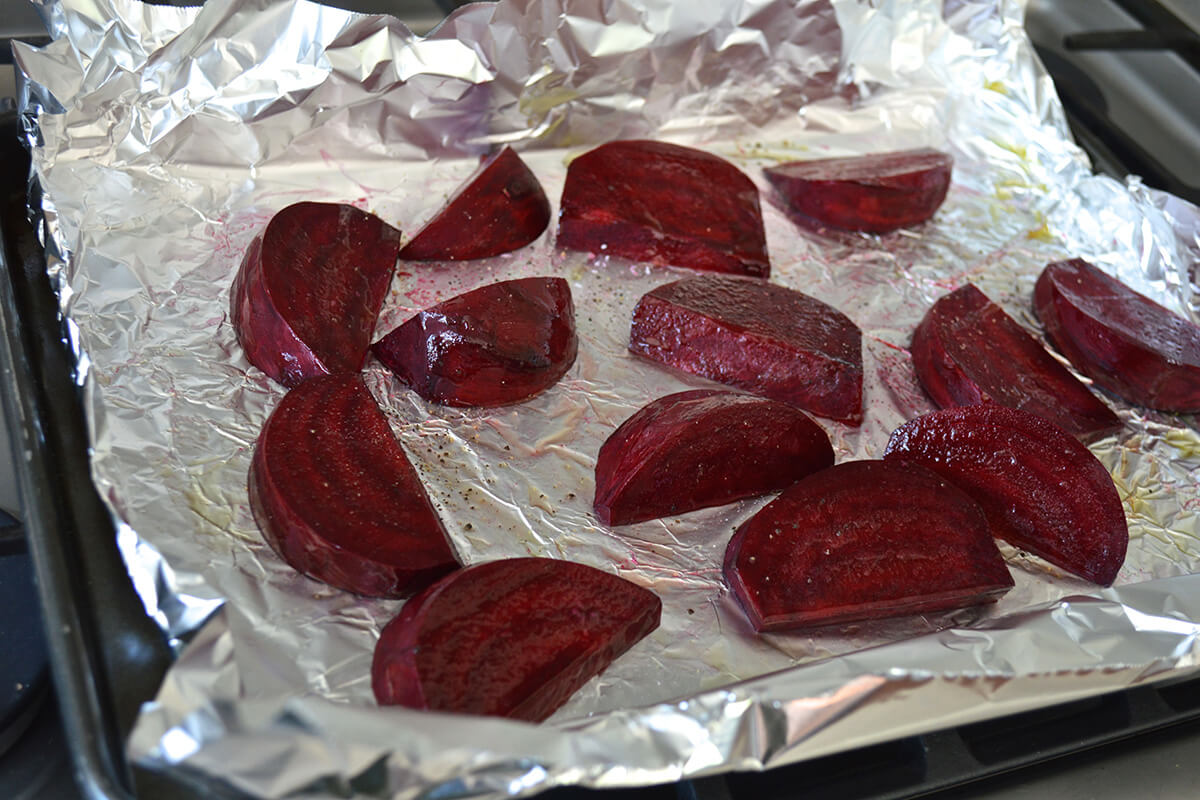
[[630, 274, 863, 424], [884, 404, 1128, 585], [371, 558, 661, 721], [764, 148, 952, 234], [723, 460, 1013, 632], [248, 373, 459, 598], [1035, 258, 1200, 412], [230, 202, 401, 388], [557, 140, 770, 277], [372, 277, 577, 407], [911, 284, 1121, 441], [594, 390, 834, 525], [399, 147, 551, 261]]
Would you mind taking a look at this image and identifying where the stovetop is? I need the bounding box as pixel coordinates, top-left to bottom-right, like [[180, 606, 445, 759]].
[[4, 1, 1200, 798]]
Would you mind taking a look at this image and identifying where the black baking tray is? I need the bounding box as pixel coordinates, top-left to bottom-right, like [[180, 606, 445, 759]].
[[6, 56, 1200, 800]]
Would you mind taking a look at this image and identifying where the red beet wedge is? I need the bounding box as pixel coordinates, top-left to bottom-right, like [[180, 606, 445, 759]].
[[884, 404, 1128, 585], [373, 277, 577, 407], [1035, 258, 1200, 412], [911, 284, 1121, 441], [594, 390, 834, 526], [249, 374, 459, 598], [723, 460, 1013, 632], [372, 558, 661, 721], [400, 147, 551, 261], [630, 274, 863, 424], [764, 148, 953, 234], [230, 202, 402, 388], [558, 140, 770, 277]]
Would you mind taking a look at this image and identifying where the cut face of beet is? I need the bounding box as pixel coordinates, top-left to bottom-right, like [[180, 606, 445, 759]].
[[399, 147, 551, 261], [1035, 258, 1200, 412], [594, 390, 834, 526], [230, 202, 402, 388], [764, 148, 953, 234], [372, 277, 577, 407], [911, 284, 1121, 442], [371, 557, 661, 721], [723, 460, 1013, 632], [884, 404, 1128, 585], [557, 140, 770, 277], [249, 374, 459, 598], [630, 274, 863, 424]]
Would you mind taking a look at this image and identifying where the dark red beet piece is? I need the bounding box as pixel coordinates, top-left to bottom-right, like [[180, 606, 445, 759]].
[[1035, 258, 1200, 412], [248, 374, 459, 598], [399, 147, 551, 261], [723, 460, 1013, 632], [911, 284, 1121, 441], [230, 202, 401, 388], [764, 148, 953, 234], [884, 404, 1128, 585], [594, 390, 834, 525], [558, 140, 770, 277], [372, 277, 577, 407], [630, 275, 863, 424], [371, 558, 661, 721]]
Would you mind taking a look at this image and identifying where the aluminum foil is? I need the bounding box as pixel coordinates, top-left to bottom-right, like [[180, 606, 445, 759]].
[[14, 0, 1200, 797]]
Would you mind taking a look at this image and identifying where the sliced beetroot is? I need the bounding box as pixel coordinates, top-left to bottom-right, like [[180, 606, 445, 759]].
[[557, 140, 770, 277], [911, 284, 1121, 441], [764, 148, 953, 234], [399, 147, 551, 261], [1035, 258, 1200, 412], [723, 460, 1013, 632], [884, 404, 1128, 585], [230, 202, 402, 388], [371, 557, 661, 721], [248, 373, 459, 598], [372, 277, 577, 407], [630, 274, 863, 424], [594, 390, 834, 525]]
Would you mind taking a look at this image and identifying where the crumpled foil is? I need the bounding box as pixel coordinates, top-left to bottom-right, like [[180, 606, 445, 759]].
[[14, 0, 1200, 797]]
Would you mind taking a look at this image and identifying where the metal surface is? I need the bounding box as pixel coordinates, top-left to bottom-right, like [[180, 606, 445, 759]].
[[7, 1, 1200, 800]]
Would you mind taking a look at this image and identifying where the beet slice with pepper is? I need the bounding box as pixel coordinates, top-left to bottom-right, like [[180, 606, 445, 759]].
[[630, 274, 863, 424], [249, 373, 459, 598], [372, 558, 661, 721], [723, 460, 1013, 632], [884, 404, 1128, 585], [765, 148, 953, 234], [372, 276, 577, 407], [230, 202, 402, 388], [400, 147, 551, 261], [594, 390, 834, 525], [558, 140, 770, 277], [911, 284, 1121, 442], [1035, 258, 1200, 412]]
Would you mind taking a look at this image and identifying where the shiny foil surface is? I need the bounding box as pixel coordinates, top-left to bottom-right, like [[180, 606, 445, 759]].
[[14, 0, 1200, 797]]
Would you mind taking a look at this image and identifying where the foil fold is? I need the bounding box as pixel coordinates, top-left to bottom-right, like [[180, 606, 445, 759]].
[[14, 0, 1200, 797]]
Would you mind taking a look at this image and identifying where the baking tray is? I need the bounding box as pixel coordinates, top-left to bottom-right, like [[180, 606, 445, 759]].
[[6, 79, 1200, 797]]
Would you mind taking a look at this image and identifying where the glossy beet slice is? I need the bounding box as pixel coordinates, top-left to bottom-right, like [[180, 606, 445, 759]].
[[594, 390, 834, 525], [1035, 258, 1200, 412], [884, 404, 1128, 585], [373, 277, 577, 407], [399, 147, 551, 261], [558, 140, 770, 277], [764, 148, 953, 234], [249, 374, 459, 598], [372, 558, 661, 721], [723, 460, 1013, 632], [230, 202, 402, 388], [630, 274, 863, 424], [911, 284, 1121, 441]]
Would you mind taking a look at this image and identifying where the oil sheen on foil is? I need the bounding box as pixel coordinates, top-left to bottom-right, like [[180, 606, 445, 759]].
[[13, 0, 1200, 797]]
